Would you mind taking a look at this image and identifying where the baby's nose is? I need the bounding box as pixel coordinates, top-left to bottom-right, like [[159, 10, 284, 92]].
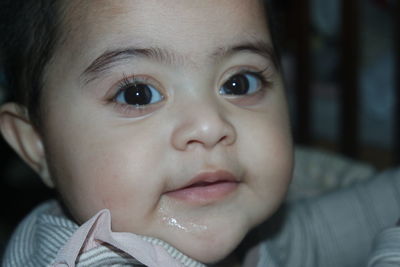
[[170, 103, 236, 151]]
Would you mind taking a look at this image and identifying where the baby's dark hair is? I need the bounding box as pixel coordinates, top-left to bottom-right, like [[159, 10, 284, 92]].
[[0, 0, 283, 130], [0, 0, 66, 129]]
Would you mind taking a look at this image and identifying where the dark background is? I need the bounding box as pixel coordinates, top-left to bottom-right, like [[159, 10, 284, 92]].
[[0, 0, 399, 259], [280, 0, 399, 169]]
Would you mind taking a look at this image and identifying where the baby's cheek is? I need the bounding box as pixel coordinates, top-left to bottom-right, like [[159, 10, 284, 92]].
[[89, 175, 147, 231], [93, 173, 131, 208], [64, 166, 129, 224]]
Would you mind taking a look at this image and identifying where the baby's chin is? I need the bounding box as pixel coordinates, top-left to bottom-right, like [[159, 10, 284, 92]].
[[155, 219, 251, 264]]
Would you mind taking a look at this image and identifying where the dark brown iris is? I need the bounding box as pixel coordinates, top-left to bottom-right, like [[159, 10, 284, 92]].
[[222, 74, 250, 95], [124, 84, 153, 106]]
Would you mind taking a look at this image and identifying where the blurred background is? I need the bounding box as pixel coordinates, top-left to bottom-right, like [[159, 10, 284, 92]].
[[279, 0, 399, 168], [0, 0, 399, 259]]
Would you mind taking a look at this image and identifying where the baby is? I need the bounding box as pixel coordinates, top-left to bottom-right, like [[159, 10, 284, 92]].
[[2, 0, 400, 266], [0, 0, 293, 266]]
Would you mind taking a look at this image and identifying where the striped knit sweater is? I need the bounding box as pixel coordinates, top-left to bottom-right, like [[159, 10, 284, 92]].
[[3, 168, 400, 266], [256, 167, 400, 267], [1, 201, 206, 267]]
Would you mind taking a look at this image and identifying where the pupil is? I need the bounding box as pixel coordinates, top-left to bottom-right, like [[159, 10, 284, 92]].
[[124, 84, 152, 105], [224, 74, 249, 95]]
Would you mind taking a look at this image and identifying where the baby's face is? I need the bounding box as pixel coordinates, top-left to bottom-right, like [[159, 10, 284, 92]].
[[41, 0, 292, 263]]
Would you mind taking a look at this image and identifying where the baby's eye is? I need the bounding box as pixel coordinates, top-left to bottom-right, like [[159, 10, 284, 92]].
[[219, 72, 263, 96], [115, 82, 164, 106]]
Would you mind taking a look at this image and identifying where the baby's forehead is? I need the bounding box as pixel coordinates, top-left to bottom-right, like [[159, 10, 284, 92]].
[[61, 0, 269, 42], [53, 0, 271, 75]]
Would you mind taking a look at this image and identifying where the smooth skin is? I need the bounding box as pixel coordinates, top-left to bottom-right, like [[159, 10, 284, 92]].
[[0, 0, 293, 263]]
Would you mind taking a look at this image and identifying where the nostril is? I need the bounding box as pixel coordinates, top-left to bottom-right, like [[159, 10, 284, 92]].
[[219, 134, 235, 146], [171, 115, 237, 151], [185, 134, 232, 149], [218, 135, 228, 144], [187, 140, 199, 146]]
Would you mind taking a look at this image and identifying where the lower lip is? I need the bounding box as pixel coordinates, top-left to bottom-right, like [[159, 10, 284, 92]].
[[166, 181, 239, 204]]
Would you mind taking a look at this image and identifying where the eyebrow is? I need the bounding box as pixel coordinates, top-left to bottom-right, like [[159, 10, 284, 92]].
[[213, 41, 278, 66], [80, 40, 277, 85]]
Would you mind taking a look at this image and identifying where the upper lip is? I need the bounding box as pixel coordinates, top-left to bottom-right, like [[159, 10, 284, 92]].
[[173, 170, 239, 191]]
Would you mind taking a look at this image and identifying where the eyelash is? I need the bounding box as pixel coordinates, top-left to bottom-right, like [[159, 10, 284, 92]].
[[106, 67, 273, 115], [106, 74, 164, 116], [219, 66, 273, 97], [235, 68, 272, 89]]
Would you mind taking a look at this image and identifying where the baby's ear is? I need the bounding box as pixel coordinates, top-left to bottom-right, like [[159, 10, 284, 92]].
[[0, 103, 54, 188]]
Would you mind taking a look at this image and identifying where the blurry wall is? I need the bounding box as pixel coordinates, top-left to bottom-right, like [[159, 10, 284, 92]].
[[281, 0, 398, 169]]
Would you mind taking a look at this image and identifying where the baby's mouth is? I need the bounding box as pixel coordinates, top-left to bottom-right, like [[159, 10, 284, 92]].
[[165, 170, 240, 205]]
